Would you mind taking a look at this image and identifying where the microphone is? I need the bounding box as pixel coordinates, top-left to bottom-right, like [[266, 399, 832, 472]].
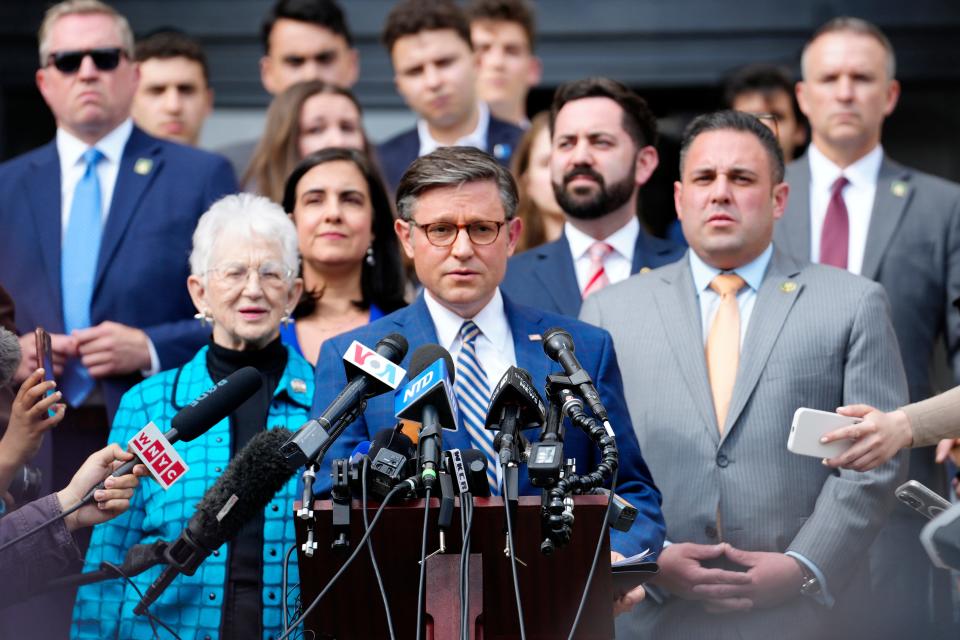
[[394, 345, 458, 490], [79, 366, 263, 505], [0, 327, 21, 387], [365, 426, 417, 500], [281, 333, 408, 468], [445, 448, 490, 498], [485, 366, 545, 464], [134, 427, 295, 616], [542, 327, 608, 422]]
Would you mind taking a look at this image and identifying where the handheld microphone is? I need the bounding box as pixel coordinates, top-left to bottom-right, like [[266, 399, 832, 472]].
[[542, 327, 608, 422], [485, 366, 545, 463], [281, 333, 408, 468], [134, 427, 295, 616], [394, 345, 458, 489], [80, 366, 263, 505]]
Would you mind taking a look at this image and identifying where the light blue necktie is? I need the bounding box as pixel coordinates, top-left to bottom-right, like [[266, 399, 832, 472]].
[[455, 321, 499, 495], [61, 148, 104, 406]]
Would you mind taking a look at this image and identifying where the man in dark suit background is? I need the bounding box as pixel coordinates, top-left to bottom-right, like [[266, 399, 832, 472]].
[[773, 17, 960, 638], [377, 0, 524, 194], [501, 78, 683, 318], [311, 146, 664, 615]]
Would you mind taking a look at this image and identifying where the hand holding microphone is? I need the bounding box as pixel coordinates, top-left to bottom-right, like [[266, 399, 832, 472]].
[[56, 444, 149, 531]]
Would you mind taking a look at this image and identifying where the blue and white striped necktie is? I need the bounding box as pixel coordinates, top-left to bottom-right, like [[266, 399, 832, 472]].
[[455, 321, 499, 495]]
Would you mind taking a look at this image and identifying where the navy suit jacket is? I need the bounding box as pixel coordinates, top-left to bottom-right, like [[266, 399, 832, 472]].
[[310, 292, 665, 556], [376, 115, 524, 194], [502, 230, 684, 318], [0, 126, 237, 417]]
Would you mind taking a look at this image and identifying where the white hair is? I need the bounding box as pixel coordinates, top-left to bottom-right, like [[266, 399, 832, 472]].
[[189, 193, 300, 280], [0, 328, 22, 388]]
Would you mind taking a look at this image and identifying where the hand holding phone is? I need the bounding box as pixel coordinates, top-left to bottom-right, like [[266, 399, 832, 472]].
[[787, 408, 861, 458]]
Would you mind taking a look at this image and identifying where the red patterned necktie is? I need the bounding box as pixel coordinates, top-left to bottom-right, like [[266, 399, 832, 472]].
[[819, 176, 850, 269], [582, 241, 613, 299]]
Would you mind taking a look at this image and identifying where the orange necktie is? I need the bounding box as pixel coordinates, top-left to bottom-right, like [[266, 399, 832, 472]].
[[706, 273, 746, 433]]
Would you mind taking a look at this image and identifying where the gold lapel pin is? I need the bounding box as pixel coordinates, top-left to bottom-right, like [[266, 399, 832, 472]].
[[640, 267, 652, 274], [290, 378, 307, 394], [891, 180, 908, 198], [780, 281, 797, 293], [134, 158, 153, 175]]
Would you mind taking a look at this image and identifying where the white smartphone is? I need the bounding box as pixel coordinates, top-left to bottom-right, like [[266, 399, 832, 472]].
[[787, 408, 861, 458], [896, 480, 951, 520]]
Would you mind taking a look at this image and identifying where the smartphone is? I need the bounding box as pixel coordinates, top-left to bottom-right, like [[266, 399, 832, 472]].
[[896, 480, 952, 520], [35, 327, 55, 416], [786, 407, 861, 458]]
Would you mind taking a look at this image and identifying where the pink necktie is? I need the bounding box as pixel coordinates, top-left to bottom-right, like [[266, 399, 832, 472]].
[[582, 241, 613, 299], [706, 273, 746, 433], [820, 176, 849, 269]]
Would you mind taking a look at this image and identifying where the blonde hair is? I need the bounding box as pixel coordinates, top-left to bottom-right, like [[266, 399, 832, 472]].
[[38, 0, 134, 66]]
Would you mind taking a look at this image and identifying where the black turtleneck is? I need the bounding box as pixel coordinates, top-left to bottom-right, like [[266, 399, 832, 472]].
[[206, 337, 287, 639]]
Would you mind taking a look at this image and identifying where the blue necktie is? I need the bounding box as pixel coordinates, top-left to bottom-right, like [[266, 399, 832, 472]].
[[61, 148, 104, 406], [455, 321, 499, 495]]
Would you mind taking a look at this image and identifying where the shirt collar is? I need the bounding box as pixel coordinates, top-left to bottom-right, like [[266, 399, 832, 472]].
[[56, 118, 133, 170], [423, 287, 510, 353], [688, 243, 773, 294], [808, 142, 883, 191], [417, 102, 490, 157], [564, 216, 640, 261]]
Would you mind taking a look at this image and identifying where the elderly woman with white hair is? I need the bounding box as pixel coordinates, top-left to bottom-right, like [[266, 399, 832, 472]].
[[72, 194, 313, 640]]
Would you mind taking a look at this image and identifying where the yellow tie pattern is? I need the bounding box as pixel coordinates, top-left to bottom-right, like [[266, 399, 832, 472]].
[[706, 273, 746, 433]]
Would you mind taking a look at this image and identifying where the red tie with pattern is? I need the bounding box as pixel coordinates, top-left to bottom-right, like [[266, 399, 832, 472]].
[[582, 241, 613, 299], [819, 176, 850, 269]]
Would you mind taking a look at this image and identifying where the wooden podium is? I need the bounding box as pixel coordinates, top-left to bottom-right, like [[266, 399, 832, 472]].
[[293, 495, 615, 640]]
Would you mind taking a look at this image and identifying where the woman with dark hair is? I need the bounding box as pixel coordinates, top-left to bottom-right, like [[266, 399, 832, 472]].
[[243, 80, 371, 203], [511, 111, 566, 252], [281, 148, 407, 363]]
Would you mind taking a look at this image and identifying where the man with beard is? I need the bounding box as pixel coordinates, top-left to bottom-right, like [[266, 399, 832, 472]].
[[502, 77, 683, 317]]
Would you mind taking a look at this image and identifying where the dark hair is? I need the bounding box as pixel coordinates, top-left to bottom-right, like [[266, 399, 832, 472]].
[[283, 148, 406, 316], [382, 0, 472, 54], [679, 110, 785, 184], [550, 77, 658, 149], [803, 17, 895, 79], [243, 80, 369, 203], [511, 111, 551, 251], [396, 146, 518, 222], [465, 0, 536, 51], [724, 64, 796, 111], [135, 29, 209, 84], [261, 0, 353, 53]]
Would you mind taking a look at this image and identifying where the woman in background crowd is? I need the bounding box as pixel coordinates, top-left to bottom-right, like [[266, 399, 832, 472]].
[[281, 148, 407, 364], [511, 112, 566, 252], [73, 194, 313, 639], [244, 80, 371, 202]]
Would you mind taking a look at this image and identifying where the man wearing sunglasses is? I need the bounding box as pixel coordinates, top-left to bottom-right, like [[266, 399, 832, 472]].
[[0, 6, 236, 625], [310, 146, 666, 618]]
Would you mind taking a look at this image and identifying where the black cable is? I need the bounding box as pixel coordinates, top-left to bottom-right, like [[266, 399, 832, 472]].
[[459, 496, 474, 640], [566, 466, 619, 640], [362, 456, 397, 640], [415, 486, 432, 640], [282, 542, 297, 633], [102, 561, 183, 640], [276, 480, 411, 640], [0, 498, 84, 553], [502, 479, 527, 640]]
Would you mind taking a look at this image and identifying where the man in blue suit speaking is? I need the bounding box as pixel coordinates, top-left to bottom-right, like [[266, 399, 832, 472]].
[[0, 0, 237, 490], [311, 145, 664, 615]]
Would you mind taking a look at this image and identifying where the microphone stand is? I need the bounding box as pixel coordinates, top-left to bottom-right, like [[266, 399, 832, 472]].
[[41, 540, 169, 593]]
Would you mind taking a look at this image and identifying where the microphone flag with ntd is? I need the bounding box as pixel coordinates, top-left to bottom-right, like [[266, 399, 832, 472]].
[[394, 344, 459, 429]]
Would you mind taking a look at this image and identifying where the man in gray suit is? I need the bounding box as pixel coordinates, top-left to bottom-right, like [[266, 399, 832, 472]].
[[774, 17, 960, 638], [582, 110, 907, 639]]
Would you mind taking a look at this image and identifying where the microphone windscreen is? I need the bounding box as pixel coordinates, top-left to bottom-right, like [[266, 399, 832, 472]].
[[171, 366, 263, 441], [542, 327, 574, 361], [407, 344, 455, 384], [192, 428, 294, 548], [378, 333, 409, 363], [0, 327, 21, 388]]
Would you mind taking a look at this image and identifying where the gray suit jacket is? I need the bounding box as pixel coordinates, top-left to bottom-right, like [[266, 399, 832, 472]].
[[581, 249, 908, 639]]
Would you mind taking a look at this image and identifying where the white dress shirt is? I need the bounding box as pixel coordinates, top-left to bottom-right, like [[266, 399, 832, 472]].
[[423, 287, 517, 390], [57, 119, 133, 233], [565, 216, 639, 293], [417, 102, 491, 158], [808, 143, 883, 275]]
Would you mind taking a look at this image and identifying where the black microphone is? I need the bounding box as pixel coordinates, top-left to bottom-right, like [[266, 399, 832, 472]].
[[365, 426, 417, 500], [134, 427, 295, 616], [485, 366, 545, 464], [542, 327, 608, 422], [281, 333, 409, 469], [394, 345, 458, 490], [444, 448, 490, 498], [79, 366, 263, 505]]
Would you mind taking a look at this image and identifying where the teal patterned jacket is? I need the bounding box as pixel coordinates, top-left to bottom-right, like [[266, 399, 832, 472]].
[[71, 345, 314, 640]]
